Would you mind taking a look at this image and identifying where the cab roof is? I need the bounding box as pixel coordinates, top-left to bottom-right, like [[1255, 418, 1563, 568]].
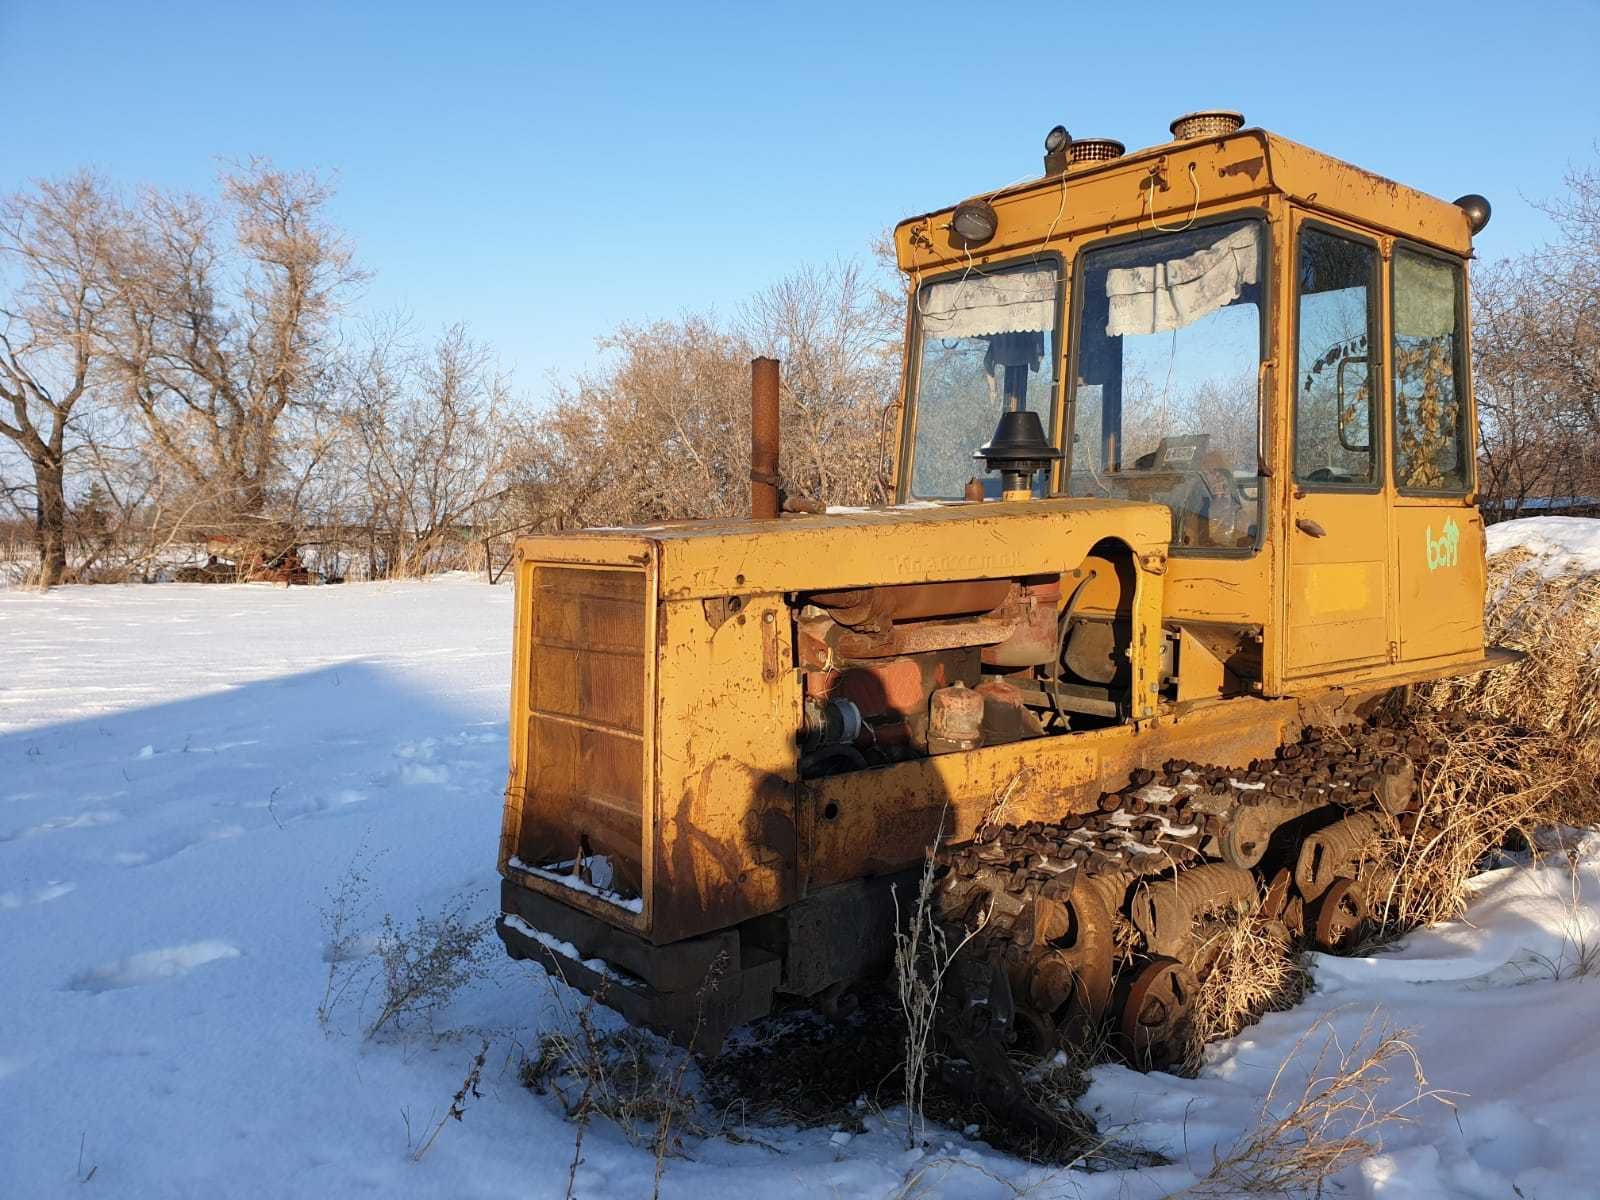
[[894, 127, 1475, 276]]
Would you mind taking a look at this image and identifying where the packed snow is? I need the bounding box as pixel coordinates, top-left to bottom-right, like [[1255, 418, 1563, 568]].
[[1486, 515, 1600, 577], [4, 549, 1600, 1198]]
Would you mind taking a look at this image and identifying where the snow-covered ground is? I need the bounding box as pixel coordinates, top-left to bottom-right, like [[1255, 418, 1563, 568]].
[[4, 546, 1600, 1199]]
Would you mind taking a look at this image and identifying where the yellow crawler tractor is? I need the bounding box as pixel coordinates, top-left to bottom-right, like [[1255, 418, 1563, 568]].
[[495, 110, 1504, 1101]]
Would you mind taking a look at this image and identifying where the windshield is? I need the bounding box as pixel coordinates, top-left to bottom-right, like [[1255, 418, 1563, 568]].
[[1066, 219, 1265, 550], [907, 261, 1061, 499]]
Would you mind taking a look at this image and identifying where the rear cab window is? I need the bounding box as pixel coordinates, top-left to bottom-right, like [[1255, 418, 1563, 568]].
[[1392, 248, 1471, 493]]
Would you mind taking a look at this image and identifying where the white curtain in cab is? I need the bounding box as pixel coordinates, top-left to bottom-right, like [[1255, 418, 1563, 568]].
[[1106, 224, 1260, 337], [920, 265, 1059, 339]]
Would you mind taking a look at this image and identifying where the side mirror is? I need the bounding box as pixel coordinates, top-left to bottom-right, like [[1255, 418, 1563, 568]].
[[1335, 355, 1371, 453]]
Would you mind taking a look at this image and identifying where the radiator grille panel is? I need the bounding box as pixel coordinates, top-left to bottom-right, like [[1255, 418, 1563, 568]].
[[520, 565, 647, 901]]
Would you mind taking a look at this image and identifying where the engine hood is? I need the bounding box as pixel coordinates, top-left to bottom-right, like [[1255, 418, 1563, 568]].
[[512, 497, 1172, 601]]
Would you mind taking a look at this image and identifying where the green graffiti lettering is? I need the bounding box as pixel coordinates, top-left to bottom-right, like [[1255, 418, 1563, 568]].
[[1425, 517, 1460, 571]]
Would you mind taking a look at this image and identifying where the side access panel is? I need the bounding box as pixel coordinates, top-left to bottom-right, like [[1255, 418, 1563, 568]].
[[1393, 503, 1485, 661]]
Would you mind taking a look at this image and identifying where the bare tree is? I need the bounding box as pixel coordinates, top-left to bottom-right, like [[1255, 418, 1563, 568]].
[[100, 161, 363, 552], [1474, 155, 1600, 518], [740, 260, 901, 507], [0, 173, 116, 585], [347, 322, 514, 576], [508, 253, 903, 532]]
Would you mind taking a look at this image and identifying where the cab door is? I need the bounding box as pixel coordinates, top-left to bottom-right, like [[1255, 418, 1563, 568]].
[[1283, 219, 1391, 678]]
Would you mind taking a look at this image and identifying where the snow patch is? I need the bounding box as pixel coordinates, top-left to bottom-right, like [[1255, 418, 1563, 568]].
[[2, 809, 121, 840], [0, 880, 76, 910], [1488, 515, 1600, 576], [398, 762, 449, 785], [508, 855, 645, 913], [501, 914, 632, 985], [66, 940, 241, 992]]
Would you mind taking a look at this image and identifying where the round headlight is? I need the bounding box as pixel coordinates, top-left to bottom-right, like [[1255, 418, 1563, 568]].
[[1453, 194, 1491, 235], [951, 199, 998, 246], [1044, 125, 1070, 154]]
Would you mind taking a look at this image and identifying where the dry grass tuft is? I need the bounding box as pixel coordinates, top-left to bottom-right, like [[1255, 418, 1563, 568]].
[[522, 1017, 704, 1150], [1182, 908, 1312, 1076], [1421, 550, 1600, 825], [1172, 1016, 1441, 1198], [1365, 715, 1566, 934]]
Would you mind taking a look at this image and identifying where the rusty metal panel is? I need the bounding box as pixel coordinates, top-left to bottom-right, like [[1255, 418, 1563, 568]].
[[514, 498, 1173, 603], [521, 565, 648, 893], [648, 594, 802, 944], [801, 694, 1313, 891], [892, 129, 1471, 281]]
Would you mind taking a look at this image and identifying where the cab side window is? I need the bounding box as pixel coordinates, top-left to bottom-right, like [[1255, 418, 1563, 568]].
[[1294, 228, 1379, 486], [1393, 249, 1470, 492]]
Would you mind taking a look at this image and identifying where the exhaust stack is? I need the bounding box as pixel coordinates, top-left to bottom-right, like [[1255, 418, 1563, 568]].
[[751, 357, 781, 520]]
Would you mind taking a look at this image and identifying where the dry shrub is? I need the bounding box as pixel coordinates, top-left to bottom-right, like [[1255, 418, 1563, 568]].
[[367, 896, 493, 1039], [1173, 1017, 1438, 1198], [317, 849, 492, 1041], [1421, 548, 1600, 824], [1182, 908, 1311, 1076]]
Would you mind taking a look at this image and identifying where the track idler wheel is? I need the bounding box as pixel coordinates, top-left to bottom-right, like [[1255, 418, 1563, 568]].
[[1296, 812, 1387, 902], [1129, 862, 1257, 958], [1310, 877, 1367, 952], [1375, 758, 1417, 814], [1117, 957, 1196, 1069], [1050, 872, 1120, 1046], [1220, 794, 1324, 870]]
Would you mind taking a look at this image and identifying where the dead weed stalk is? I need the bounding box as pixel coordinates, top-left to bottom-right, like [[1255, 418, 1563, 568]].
[[409, 1039, 488, 1162], [892, 822, 987, 1150]]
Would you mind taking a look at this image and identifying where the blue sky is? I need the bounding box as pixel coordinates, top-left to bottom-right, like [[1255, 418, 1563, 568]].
[[6, 0, 1598, 399]]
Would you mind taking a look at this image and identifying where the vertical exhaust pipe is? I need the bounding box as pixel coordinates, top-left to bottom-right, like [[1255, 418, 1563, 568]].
[[751, 356, 780, 520]]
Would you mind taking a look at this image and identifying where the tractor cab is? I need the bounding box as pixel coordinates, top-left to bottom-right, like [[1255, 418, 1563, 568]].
[[893, 110, 1491, 696]]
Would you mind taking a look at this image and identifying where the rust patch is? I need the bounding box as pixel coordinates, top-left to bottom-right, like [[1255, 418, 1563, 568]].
[[1219, 156, 1265, 182]]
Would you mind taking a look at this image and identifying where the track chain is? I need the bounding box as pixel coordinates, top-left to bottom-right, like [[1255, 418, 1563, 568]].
[[928, 712, 1453, 1121]]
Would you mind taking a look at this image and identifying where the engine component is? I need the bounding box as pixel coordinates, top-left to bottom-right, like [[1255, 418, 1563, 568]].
[[928, 683, 985, 753], [802, 696, 863, 749], [1064, 619, 1120, 685]]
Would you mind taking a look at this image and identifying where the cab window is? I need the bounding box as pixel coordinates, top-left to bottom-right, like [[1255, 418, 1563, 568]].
[[1066, 219, 1265, 551], [1294, 227, 1380, 487], [1393, 249, 1471, 492], [907, 261, 1060, 499]]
